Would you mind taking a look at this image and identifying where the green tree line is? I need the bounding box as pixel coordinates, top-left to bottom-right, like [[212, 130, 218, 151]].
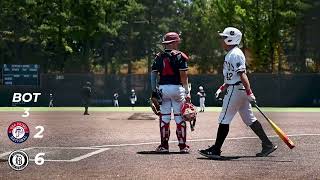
[[0, 0, 317, 74]]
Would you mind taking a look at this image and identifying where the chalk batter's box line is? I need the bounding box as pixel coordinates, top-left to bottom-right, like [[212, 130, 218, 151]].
[[0, 147, 110, 162]]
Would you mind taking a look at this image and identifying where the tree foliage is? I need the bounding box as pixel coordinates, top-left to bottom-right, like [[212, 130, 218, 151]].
[[0, 0, 316, 73]]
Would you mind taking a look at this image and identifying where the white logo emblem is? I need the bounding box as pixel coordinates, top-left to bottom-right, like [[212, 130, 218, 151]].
[[8, 150, 29, 171]]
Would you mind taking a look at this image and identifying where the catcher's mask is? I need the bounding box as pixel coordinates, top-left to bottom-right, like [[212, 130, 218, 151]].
[[181, 102, 197, 122]]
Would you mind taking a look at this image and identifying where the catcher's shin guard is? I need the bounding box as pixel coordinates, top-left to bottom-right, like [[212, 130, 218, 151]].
[[159, 117, 170, 148], [176, 121, 187, 146]]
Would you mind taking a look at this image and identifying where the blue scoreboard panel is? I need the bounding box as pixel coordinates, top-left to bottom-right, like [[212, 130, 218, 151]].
[[2, 64, 40, 86]]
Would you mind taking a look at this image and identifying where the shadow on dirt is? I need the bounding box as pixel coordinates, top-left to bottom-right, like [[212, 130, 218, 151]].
[[137, 151, 189, 155], [0, 158, 8, 162], [128, 113, 157, 120], [197, 156, 293, 162]]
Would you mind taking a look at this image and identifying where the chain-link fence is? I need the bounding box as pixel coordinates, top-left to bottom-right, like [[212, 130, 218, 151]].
[[0, 73, 319, 107]]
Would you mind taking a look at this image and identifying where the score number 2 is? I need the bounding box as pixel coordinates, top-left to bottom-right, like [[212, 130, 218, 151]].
[[34, 126, 45, 138]]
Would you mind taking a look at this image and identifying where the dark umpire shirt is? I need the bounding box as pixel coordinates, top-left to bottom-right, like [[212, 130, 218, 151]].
[[82, 86, 92, 100], [151, 49, 188, 85]]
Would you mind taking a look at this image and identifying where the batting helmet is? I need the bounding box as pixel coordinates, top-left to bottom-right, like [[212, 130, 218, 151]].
[[181, 102, 197, 122], [162, 32, 180, 44], [218, 27, 242, 45]]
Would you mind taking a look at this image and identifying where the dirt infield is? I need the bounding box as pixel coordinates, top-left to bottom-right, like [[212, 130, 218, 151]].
[[0, 110, 320, 179]]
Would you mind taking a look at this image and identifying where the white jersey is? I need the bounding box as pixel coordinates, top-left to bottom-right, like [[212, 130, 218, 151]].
[[223, 46, 246, 85]]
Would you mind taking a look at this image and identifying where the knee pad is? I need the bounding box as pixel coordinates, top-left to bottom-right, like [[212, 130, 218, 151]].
[[174, 114, 183, 124], [161, 113, 171, 123]]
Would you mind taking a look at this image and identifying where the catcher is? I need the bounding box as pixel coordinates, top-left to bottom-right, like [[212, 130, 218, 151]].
[[150, 32, 196, 153]]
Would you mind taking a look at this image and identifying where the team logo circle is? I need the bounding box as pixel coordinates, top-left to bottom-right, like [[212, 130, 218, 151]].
[[8, 121, 30, 143], [8, 150, 29, 171]]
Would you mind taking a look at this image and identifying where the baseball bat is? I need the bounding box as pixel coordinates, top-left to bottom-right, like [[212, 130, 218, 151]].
[[254, 104, 295, 149]]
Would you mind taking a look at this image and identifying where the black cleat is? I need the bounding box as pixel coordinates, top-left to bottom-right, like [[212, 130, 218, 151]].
[[155, 145, 169, 153], [256, 144, 277, 157], [198, 145, 222, 159], [179, 144, 190, 154]]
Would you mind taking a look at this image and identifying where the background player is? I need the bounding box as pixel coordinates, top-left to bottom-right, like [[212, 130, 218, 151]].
[[197, 86, 206, 112], [113, 92, 119, 107], [151, 32, 191, 153], [130, 89, 137, 110], [199, 27, 277, 158], [82, 81, 92, 115], [49, 93, 54, 107]]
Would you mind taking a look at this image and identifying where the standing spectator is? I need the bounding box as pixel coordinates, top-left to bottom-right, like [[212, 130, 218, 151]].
[[82, 81, 92, 115]]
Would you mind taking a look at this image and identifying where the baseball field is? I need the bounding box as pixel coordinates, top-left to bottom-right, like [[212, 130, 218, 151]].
[[0, 107, 319, 179]]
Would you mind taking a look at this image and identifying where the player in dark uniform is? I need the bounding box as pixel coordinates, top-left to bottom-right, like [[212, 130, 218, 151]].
[[151, 32, 191, 153], [49, 93, 54, 107], [82, 81, 92, 115]]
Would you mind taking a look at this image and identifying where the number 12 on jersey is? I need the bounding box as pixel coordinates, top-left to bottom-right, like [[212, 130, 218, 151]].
[[226, 73, 233, 80]]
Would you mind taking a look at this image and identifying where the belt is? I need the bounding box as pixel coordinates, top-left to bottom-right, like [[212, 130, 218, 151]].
[[227, 81, 242, 86]]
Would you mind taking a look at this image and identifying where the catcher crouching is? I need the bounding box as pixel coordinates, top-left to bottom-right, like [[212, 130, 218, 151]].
[[150, 32, 196, 153]]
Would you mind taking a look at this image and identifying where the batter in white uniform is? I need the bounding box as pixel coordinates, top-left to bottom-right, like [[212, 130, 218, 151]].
[[199, 27, 277, 158]]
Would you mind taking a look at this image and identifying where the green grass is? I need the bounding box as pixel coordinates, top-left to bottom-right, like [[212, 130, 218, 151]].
[[0, 107, 319, 112]]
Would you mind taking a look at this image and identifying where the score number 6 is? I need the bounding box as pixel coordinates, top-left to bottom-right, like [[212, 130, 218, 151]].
[[35, 153, 45, 165]]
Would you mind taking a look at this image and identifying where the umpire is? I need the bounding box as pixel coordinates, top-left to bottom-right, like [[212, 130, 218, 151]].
[[82, 81, 92, 115]]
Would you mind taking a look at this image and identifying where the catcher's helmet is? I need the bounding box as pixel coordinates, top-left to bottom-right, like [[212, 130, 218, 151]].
[[162, 32, 180, 44], [218, 27, 242, 45], [181, 102, 197, 122]]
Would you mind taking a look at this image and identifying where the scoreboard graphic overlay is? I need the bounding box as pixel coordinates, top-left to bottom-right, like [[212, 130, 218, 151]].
[[2, 64, 40, 86]]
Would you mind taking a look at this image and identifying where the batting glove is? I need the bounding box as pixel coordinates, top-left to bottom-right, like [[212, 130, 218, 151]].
[[215, 84, 227, 100], [185, 94, 191, 102], [215, 89, 222, 99], [246, 89, 256, 104]]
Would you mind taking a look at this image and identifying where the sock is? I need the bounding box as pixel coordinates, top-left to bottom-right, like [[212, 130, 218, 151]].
[[250, 120, 272, 146], [214, 124, 229, 150]]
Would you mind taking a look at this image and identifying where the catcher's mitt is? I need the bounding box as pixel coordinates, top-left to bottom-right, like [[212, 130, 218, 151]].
[[181, 102, 197, 131], [150, 97, 160, 116], [150, 90, 162, 116]]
